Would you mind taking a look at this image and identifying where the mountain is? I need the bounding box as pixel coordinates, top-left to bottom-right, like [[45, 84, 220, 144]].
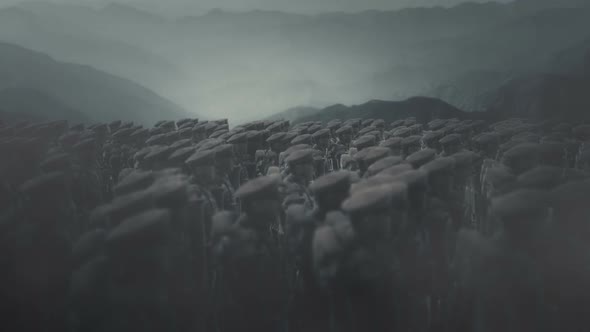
[[0, 87, 88, 123], [266, 106, 321, 122], [0, 4, 182, 94], [293, 97, 466, 124], [483, 74, 590, 121], [0, 42, 190, 124], [513, 0, 590, 12], [4, 1, 590, 122], [546, 38, 590, 77]]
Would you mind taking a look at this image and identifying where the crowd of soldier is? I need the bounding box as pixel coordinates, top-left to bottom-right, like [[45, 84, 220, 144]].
[[1, 115, 590, 332]]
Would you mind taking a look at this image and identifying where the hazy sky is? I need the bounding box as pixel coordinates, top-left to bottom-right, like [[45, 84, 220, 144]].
[[2, 0, 514, 15]]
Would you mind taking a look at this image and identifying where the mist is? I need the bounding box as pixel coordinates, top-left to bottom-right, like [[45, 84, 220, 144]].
[[1, 0, 590, 124]]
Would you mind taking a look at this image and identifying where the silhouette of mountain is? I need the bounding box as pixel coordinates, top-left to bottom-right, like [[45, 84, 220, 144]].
[[0, 87, 88, 123], [483, 74, 590, 121], [4, 1, 590, 122], [266, 106, 321, 122], [0, 42, 189, 124], [0, 4, 181, 93], [293, 97, 466, 124], [547, 38, 590, 77]]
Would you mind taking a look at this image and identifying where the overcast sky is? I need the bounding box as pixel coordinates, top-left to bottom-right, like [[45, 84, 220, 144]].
[[1, 0, 514, 15]]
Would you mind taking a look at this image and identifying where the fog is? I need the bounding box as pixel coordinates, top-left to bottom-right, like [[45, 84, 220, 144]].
[[1, 0, 515, 15], [1, 0, 589, 123]]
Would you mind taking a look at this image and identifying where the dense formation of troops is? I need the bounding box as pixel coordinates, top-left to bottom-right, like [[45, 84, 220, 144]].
[[1, 115, 590, 332]]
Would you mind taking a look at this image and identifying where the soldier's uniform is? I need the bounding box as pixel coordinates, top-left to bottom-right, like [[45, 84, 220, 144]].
[[71, 138, 104, 225], [501, 143, 540, 176], [256, 132, 284, 176], [336, 185, 405, 332], [150, 173, 203, 332], [388, 169, 431, 331], [420, 158, 456, 326], [547, 182, 590, 331], [439, 134, 463, 156], [186, 149, 219, 235], [212, 144, 238, 212], [335, 125, 353, 151], [210, 176, 288, 332], [227, 132, 251, 188], [451, 151, 479, 230], [366, 156, 403, 177], [312, 129, 337, 173], [352, 135, 376, 152], [469, 190, 552, 332], [423, 131, 444, 153], [380, 137, 404, 156], [6, 172, 74, 332], [405, 148, 437, 169], [401, 135, 423, 157], [283, 149, 316, 211], [103, 208, 177, 332], [284, 171, 354, 330]]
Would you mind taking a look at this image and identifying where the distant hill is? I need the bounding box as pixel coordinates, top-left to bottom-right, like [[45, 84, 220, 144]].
[[0, 42, 190, 124], [0, 87, 88, 122], [546, 38, 590, 77], [483, 74, 590, 121], [0, 4, 182, 94], [293, 97, 466, 124], [266, 106, 321, 122], [4, 1, 590, 122]]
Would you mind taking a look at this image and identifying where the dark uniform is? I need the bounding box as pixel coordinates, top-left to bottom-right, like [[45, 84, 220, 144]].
[[470, 190, 552, 332], [337, 185, 405, 332], [103, 208, 176, 332], [212, 144, 238, 212], [210, 176, 288, 332], [286, 171, 352, 332], [283, 149, 316, 211]]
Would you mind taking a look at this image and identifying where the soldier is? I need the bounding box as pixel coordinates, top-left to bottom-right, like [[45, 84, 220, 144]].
[[150, 174, 203, 332], [366, 156, 403, 177], [183, 149, 219, 275], [401, 135, 422, 157], [451, 151, 479, 229], [285, 170, 354, 332], [473, 133, 500, 159], [210, 176, 288, 332], [353, 135, 376, 152], [256, 132, 284, 176], [227, 132, 251, 187], [312, 129, 337, 172], [68, 229, 109, 332], [244, 131, 264, 178], [380, 137, 404, 156], [8, 172, 73, 332], [388, 169, 431, 331], [405, 148, 437, 169], [339, 184, 406, 332], [103, 208, 177, 332], [212, 144, 238, 211], [335, 125, 353, 149], [71, 138, 104, 223], [192, 123, 207, 143], [439, 134, 463, 156], [423, 131, 444, 153], [501, 143, 540, 175], [283, 149, 316, 210], [143, 145, 174, 171], [546, 182, 590, 331], [167, 146, 198, 172], [470, 190, 552, 332], [292, 134, 313, 146]]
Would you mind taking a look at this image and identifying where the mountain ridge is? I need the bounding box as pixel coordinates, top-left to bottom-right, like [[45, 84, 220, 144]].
[[0, 42, 191, 124]]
